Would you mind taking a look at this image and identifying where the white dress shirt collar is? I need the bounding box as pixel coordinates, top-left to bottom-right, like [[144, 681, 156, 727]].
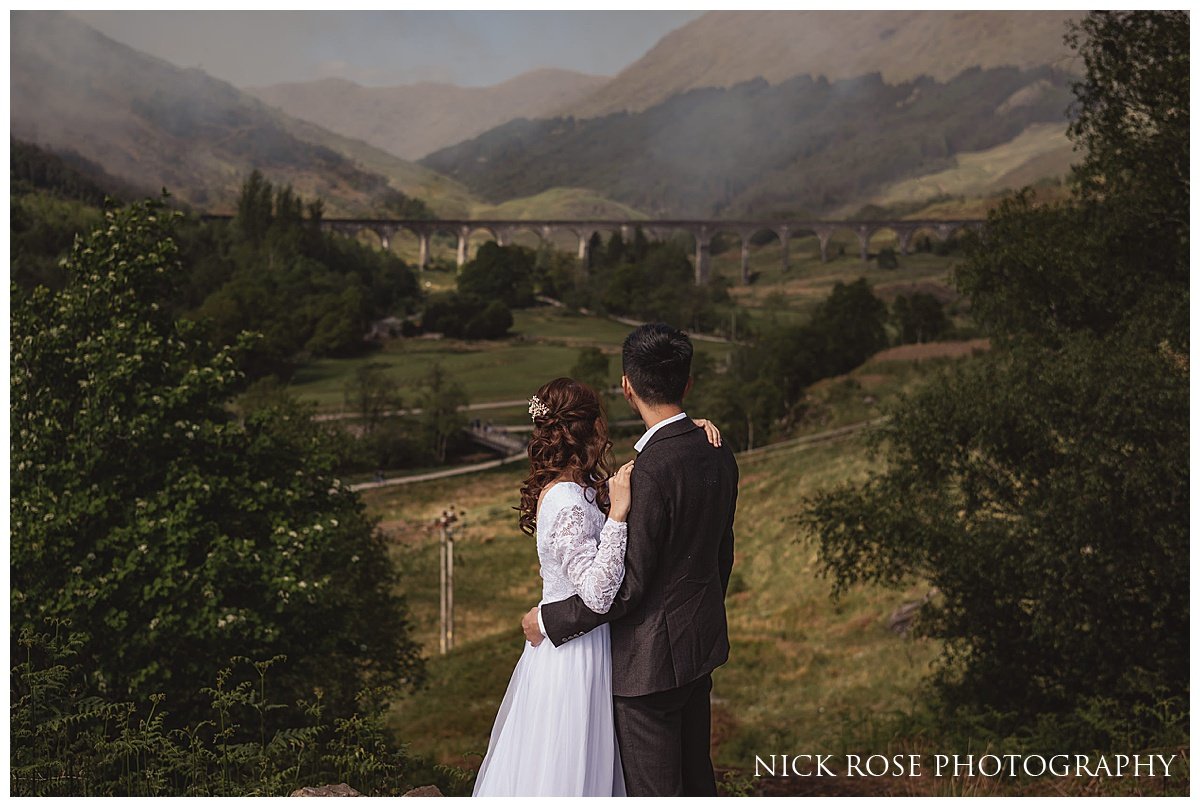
[[634, 411, 688, 453]]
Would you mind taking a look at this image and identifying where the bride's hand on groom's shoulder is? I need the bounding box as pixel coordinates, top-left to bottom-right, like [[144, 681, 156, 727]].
[[607, 460, 634, 522], [693, 418, 722, 448]]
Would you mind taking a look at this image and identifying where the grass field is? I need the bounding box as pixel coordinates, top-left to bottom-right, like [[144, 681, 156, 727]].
[[369, 423, 945, 790], [284, 240, 966, 417], [285, 306, 733, 413], [709, 236, 964, 325]]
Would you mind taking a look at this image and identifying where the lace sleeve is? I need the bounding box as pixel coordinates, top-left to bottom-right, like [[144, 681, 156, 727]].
[[547, 503, 628, 614]]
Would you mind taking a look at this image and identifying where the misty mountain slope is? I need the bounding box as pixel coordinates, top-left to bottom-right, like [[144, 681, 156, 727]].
[[267, 111, 479, 218], [10, 11, 462, 216], [421, 66, 1075, 218], [248, 69, 609, 161], [833, 122, 1078, 217], [563, 10, 1080, 118]]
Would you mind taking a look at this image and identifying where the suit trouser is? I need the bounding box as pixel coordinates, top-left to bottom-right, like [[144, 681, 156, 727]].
[[612, 672, 717, 796]]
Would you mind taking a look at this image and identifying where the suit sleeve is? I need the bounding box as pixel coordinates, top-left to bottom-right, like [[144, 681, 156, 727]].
[[719, 453, 739, 596], [719, 491, 736, 597], [540, 466, 668, 646]]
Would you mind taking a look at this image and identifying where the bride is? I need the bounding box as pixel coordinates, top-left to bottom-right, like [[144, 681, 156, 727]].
[[471, 376, 720, 797]]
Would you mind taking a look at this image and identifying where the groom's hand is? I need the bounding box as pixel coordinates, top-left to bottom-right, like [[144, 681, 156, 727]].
[[522, 607, 544, 646]]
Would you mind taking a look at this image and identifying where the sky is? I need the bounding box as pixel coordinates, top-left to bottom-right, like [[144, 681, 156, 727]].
[[68, 10, 704, 89]]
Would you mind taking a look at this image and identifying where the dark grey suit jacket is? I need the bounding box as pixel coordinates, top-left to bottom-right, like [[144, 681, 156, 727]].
[[540, 417, 739, 697]]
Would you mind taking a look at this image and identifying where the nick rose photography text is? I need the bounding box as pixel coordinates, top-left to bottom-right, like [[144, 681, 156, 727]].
[[753, 754, 1179, 779]]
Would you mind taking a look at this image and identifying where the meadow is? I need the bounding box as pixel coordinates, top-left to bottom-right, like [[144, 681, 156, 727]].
[[284, 241, 963, 416], [286, 306, 734, 416], [709, 234, 964, 325]]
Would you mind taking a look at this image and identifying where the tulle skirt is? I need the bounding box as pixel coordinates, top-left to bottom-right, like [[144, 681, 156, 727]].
[[472, 621, 625, 796]]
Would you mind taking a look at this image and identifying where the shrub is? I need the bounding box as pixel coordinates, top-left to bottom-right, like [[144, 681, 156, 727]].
[[463, 299, 514, 340], [11, 196, 423, 732], [876, 246, 899, 269]]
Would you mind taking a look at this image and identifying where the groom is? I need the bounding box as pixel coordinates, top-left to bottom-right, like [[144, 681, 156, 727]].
[[522, 322, 739, 796]]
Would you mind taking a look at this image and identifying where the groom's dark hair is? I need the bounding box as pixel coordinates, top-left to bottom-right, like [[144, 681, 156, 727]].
[[622, 323, 693, 406]]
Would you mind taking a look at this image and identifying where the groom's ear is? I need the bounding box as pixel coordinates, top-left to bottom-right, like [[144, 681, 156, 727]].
[[682, 375, 694, 400]]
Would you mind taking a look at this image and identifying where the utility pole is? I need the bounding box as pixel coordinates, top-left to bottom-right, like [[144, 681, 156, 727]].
[[438, 505, 465, 654]]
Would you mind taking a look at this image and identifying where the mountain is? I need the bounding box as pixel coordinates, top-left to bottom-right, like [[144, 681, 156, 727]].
[[421, 66, 1077, 218], [834, 122, 1078, 218], [248, 69, 609, 161], [562, 10, 1081, 118], [10, 11, 466, 217]]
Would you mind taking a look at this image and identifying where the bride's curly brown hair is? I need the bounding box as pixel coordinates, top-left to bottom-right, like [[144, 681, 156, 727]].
[[517, 377, 614, 536]]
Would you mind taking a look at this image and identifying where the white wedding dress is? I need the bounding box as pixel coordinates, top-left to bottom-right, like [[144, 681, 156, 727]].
[[472, 481, 628, 796]]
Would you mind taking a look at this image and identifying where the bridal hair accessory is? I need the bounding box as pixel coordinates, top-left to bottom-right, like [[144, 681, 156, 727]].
[[528, 395, 551, 421]]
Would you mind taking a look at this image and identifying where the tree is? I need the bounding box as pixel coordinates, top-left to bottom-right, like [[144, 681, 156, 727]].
[[415, 362, 468, 463], [532, 244, 577, 300], [798, 11, 1188, 747], [422, 292, 510, 340], [11, 196, 423, 729], [344, 362, 402, 435], [463, 299, 514, 340], [604, 231, 627, 266], [457, 241, 535, 308], [689, 354, 783, 452], [810, 278, 888, 373], [585, 232, 604, 270], [189, 172, 421, 378], [631, 227, 650, 262], [235, 168, 274, 245], [570, 347, 610, 393], [876, 246, 899, 269], [892, 292, 949, 344]]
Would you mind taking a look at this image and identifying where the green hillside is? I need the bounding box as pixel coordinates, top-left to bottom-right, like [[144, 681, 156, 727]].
[[421, 66, 1075, 218], [264, 112, 479, 219], [469, 187, 649, 220], [830, 122, 1077, 217], [284, 306, 733, 415]]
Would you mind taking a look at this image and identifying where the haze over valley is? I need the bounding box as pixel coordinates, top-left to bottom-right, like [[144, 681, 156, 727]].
[[13, 9, 1083, 220]]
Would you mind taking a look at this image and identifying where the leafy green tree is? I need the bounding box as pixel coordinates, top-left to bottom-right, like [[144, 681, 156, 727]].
[[11, 196, 423, 729], [806, 278, 889, 376], [892, 291, 949, 344], [531, 244, 577, 299], [344, 362, 402, 434], [305, 284, 368, 357], [422, 291, 510, 340], [464, 299, 514, 340], [604, 231, 627, 266], [585, 232, 604, 270], [457, 241, 535, 308], [631, 227, 650, 262], [798, 11, 1188, 747], [235, 168, 275, 245], [415, 362, 468, 463], [876, 246, 899, 269], [689, 353, 783, 452], [570, 346, 610, 392], [189, 172, 421, 377]]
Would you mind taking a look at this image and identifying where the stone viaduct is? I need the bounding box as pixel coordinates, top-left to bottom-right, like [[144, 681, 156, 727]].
[[199, 216, 986, 285]]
